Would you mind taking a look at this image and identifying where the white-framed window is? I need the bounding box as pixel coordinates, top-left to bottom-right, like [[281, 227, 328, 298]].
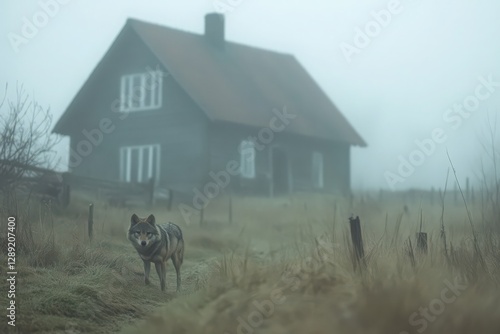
[[119, 144, 161, 183], [312, 151, 324, 189], [240, 140, 256, 179], [120, 70, 163, 112]]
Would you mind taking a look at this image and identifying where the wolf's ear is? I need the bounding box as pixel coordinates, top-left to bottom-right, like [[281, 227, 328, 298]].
[[131, 214, 140, 226], [146, 214, 156, 226]]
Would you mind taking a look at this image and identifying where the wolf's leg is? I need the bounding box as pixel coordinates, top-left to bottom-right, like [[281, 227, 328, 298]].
[[178, 239, 184, 266], [172, 251, 182, 292], [155, 262, 165, 291], [143, 260, 151, 285], [161, 261, 167, 290]]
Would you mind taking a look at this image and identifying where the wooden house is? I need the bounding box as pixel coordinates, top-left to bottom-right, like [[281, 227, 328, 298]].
[[53, 13, 366, 197]]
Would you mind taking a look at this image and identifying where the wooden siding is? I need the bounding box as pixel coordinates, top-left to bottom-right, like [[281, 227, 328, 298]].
[[67, 31, 209, 192], [207, 122, 350, 196], [64, 28, 352, 196]]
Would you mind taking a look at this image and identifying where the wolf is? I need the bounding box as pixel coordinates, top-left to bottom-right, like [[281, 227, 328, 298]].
[[128, 213, 184, 292]]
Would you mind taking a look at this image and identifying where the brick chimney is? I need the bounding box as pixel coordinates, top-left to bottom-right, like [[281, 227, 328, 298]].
[[205, 13, 224, 48]]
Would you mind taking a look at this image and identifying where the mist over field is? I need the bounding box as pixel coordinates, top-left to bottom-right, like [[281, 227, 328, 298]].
[[1, 1, 500, 334], [3, 0, 500, 190]]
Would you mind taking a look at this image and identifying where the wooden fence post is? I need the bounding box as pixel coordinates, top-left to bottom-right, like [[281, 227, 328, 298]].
[[406, 237, 416, 269], [415, 232, 428, 254], [228, 196, 233, 224], [88, 203, 94, 243], [348, 216, 365, 263]]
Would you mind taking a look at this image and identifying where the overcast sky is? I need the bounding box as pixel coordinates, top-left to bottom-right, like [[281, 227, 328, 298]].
[[2, 0, 500, 191]]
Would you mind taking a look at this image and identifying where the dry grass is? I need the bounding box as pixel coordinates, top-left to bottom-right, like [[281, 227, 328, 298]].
[[1, 189, 499, 333]]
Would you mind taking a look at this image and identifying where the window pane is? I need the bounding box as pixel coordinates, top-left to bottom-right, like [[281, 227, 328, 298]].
[[153, 72, 161, 108], [152, 145, 160, 183], [130, 148, 139, 183], [120, 71, 162, 112], [145, 72, 155, 107], [119, 148, 126, 181], [145, 75, 153, 108], [137, 147, 144, 182], [120, 145, 160, 184], [240, 140, 255, 179], [141, 147, 150, 183], [131, 75, 142, 108]]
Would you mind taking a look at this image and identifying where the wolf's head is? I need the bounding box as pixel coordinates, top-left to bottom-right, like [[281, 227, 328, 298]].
[[128, 214, 160, 248]]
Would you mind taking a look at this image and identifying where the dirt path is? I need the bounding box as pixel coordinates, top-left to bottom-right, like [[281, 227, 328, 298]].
[[113, 253, 219, 333]]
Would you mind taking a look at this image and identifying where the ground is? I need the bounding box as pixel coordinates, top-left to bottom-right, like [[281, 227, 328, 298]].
[[0, 190, 499, 333]]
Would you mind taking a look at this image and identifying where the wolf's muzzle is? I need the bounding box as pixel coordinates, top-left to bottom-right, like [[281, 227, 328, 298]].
[[141, 241, 147, 246]]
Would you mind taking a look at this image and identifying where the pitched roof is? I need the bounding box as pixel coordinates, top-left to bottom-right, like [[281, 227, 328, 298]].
[[54, 18, 366, 146]]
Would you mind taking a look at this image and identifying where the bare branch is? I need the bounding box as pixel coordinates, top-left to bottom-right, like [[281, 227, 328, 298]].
[[0, 85, 60, 191]]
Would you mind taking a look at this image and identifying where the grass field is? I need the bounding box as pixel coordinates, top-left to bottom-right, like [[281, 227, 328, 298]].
[[0, 188, 499, 333]]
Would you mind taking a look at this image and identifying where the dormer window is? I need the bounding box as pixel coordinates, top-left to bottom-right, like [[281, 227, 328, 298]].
[[120, 70, 163, 112]]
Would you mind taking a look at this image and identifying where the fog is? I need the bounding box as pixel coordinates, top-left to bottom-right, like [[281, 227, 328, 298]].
[[2, 0, 500, 191]]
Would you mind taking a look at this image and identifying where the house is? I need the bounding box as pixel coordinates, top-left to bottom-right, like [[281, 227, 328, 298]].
[[52, 13, 366, 198]]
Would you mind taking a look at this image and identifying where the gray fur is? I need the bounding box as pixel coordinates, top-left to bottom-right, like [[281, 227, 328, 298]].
[[128, 214, 184, 292]]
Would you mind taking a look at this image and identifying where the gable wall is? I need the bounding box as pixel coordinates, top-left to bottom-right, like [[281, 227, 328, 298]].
[[67, 30, 209, 192]]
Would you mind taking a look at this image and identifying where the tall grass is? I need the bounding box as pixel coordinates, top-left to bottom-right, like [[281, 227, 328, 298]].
[[0, 186, 499, 333], [0, 191, 168, 333], [122, 191, 500, 334], [0, 190, 60, 267]]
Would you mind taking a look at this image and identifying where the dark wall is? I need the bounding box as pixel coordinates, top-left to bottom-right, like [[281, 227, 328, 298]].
[[65, 27, 352, 196], [207, 122, 351, 196], [207, 123, 270, 195], [67, 30, 209, 192]]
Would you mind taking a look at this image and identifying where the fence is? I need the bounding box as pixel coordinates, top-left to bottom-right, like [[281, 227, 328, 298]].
[[0, 160, 69, 205], [0, 160, 163, 207], [61, 173, 156, 207]]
